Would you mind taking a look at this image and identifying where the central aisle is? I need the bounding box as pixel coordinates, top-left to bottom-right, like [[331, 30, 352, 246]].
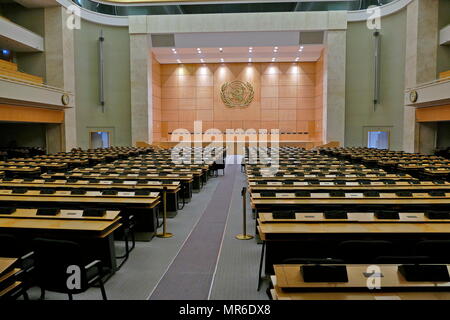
[[149, 165, 239, 300]]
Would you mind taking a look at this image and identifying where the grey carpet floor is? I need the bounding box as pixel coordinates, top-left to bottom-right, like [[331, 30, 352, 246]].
[[149, 164, 239, 300], [208, 164, 268, 300]]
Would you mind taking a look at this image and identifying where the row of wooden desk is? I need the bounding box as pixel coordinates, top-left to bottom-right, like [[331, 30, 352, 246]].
[[271, 264, 450, 300], [0, 146, 224, 298], [245, 147, 450, 299], [322, 147, 450, 181]]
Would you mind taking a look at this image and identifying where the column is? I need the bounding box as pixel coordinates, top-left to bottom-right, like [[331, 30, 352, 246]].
[[403, 0, 439, 152], [323, 30, 347, 145], [129, 16, 153, 146], [44, 6, 77, 152]]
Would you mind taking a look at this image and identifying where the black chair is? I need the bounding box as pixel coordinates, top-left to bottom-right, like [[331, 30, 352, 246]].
[[116, 215, 136, 269], [32, 238, 107, 300], [337, 240, 393, 263], [415, 240, 450, 263], [374, 255, 430, 264], [0, 234, 34, 298], [281, 258, 344, 264]]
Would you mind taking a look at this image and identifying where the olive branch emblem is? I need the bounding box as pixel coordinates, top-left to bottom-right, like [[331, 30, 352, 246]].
[[220, 80, 254, 108]]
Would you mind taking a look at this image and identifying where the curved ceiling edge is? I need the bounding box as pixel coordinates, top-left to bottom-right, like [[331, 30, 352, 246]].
[[56, 0, 412, 27], [347, 0, 411, 22], [56, 0, 129, 26]]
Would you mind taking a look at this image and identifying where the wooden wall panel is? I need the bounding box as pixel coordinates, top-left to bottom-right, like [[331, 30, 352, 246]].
[[0, 104, 64, 123], [157, 61, 323, 143], [152, 53, 162, 142], [416, 105, 450, 122]]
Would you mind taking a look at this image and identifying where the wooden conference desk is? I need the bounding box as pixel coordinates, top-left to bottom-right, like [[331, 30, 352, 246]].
[[257, 211, 450, 278], [0, 191, 160, 240], [271, 264, 450, 300], [0, 210, 121, 276], [0, 257, 24, 300], [0, 178, 181, 213]]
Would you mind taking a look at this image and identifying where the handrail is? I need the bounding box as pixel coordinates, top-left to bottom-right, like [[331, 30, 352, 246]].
[[0, 74, 72, 95], [405, 76, 450, 92]]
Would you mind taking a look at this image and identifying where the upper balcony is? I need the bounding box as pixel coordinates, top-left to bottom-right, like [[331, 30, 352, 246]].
[[404, 73, 450, 108], [0, 15, 44, 52]]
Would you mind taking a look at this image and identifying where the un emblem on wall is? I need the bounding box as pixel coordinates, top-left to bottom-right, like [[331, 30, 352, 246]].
[[220, 80, 254, 108]]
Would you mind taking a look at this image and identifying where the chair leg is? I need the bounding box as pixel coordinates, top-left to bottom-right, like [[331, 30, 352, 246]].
[[22, 289, 29, 301], [130, 230, 136, 251], [68, 293, 73, 300], [40, 288, 45, 300], [257, 241, 266, 291], [98, 279, 107, 300]]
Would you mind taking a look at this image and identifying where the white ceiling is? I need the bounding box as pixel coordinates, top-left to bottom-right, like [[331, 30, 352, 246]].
[[152, 45, 323, 64]]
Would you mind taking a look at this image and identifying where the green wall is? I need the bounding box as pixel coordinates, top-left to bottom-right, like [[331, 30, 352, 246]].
[[345, 9, 406, 150], [74, 19, 131, 148], [437, 0, 450, 75]]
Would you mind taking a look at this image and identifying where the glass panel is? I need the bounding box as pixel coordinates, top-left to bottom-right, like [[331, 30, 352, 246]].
[[367, 131, 389, 149], [90, 132, 110, 148], [73, 0, 395, 16]]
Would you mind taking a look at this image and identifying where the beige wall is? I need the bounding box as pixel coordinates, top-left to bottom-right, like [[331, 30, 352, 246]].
[[74, 19, 131, 148], [158, 61, 322, 142], [345, 9, 406, 150], [152, 53, 161, 141]]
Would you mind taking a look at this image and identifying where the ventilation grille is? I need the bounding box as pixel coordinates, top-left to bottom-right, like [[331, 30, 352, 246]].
[[299, 31, 324, 45], [151, 34, 175, 47]]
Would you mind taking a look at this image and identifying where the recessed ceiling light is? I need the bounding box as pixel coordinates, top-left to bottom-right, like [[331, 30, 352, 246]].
[[272, 58, 276, 62], [200, 58, 205, 63], [295, 57, 300, 62], [176, 59, 181, 63], [219, 48, 223, 52], [171, 48, 176, 52], [220, 58, 224, 62], [248, 58, 252, 62]]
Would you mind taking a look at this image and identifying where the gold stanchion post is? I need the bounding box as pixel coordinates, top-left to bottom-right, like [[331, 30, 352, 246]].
[[157, 186, 173, 238], [236, 186, 254, 240]]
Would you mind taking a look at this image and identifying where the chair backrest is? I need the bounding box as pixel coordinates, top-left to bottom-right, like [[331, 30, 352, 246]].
[[32, 238, 88, 294], [338, 240, 393, 263], [282, 258, 344, 265], [415, 240, 450, 262], [0, 234, 23, 258], [374, 255, 430, 264]]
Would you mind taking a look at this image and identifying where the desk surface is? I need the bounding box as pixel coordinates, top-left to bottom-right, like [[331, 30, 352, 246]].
[[0, 216, 121, 233], [274, 264, 450, 290], [258, 221, 450, 235], [0, 193, 160, 206], [258, 212, 450, 223], [0, 181, 180, 191], [0, 258, 17, 275], [0, 208, 120, 221], [252, 197, 450, 205]]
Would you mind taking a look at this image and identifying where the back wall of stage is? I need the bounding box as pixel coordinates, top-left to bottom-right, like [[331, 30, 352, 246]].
[[154, 57, 324, 143]]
